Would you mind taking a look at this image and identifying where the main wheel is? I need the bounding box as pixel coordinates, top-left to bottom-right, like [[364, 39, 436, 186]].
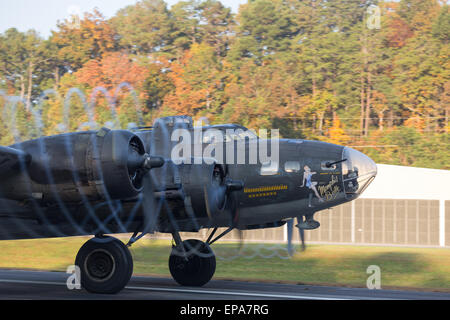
[[169, 239, 216, 287], [75, 236, 133, 294]]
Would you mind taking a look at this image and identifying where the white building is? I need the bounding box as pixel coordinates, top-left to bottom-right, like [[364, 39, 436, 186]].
[[360, 164, 449, 247], [302, 164, 450, 247]]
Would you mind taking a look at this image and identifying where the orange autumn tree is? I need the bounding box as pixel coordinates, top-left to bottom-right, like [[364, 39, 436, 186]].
[[74, 52, 150, 127], [51, 9, 117, 71], [162, 43, 223, 119], [323, 116, 351, 145]]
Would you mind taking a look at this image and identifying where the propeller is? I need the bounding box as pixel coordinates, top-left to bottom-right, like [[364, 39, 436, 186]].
[[127, 152, 164, 245], [208, 165, 227, 212], [126, 139, 164, 190], [204, 165, 245, 251], [287, 216, 306, 256], [224, 172, 245, 252], [141, 167, 157, 235], [205, 164, 244, 219]]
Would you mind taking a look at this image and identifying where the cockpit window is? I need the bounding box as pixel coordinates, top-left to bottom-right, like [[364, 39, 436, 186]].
[[201, 127, 258, 143], [224, 131, 241, 142], [260, 160, 279, 176], [237, 129, 258, 140], [284, 161, 300, 173], [202, 130, 224, 144]]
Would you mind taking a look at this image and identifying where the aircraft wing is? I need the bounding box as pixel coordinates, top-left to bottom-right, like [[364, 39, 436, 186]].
[[0, 146, 31, 178]]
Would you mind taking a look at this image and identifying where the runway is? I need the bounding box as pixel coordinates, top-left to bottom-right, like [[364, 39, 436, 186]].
[[0, 269, 448, 300]]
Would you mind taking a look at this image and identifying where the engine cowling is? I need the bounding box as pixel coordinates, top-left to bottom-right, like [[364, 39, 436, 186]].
[[151, 158, 243, 226], [7, 128, 158, 203], [177, 160, 228, 219], [95, 128, 147, 200]]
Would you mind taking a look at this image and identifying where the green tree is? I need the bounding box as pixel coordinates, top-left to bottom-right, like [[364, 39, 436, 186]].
[[229, 0, 299, 65], [112, 0, 173, 55], [394, 24, 449, 132], [169, 0, 235, 56], [0, 28, 54, 110]]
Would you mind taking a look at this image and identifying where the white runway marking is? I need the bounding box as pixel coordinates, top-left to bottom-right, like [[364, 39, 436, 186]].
[[0, 278, 354, 300], [125, 285, 353, 300], [0, 279, 64, 286]]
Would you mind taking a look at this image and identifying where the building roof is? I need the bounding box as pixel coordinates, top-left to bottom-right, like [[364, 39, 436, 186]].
[[361, 164, 450, 200]]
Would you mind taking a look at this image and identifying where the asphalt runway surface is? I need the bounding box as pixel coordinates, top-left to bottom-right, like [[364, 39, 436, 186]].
[[0, 269, 448, 300]]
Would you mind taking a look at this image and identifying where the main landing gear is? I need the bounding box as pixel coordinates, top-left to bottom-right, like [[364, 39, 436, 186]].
[[168, 227, 233, 287], [74, 227, 233, 293], [75, 236, 133, 294]]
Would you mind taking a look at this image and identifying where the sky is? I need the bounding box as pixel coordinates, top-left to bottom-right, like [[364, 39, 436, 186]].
[[0, 0, 247, 39]]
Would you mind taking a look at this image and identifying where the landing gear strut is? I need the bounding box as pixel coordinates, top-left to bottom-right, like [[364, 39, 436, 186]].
[[75, 236, 133, 294]]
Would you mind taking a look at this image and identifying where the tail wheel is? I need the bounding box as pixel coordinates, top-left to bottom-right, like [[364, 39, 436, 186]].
[[75, 236, 133, 294], [169, 239, 216, 287]]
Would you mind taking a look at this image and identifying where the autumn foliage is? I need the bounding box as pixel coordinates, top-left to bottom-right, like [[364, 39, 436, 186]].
[[0, 0, 448, 169]]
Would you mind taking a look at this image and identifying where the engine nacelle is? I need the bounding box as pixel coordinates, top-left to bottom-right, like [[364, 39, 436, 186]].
[[177, 160, 227, 220], [96, 128, 147, 200], [6, 128, 148, 203], [149, 157, 228, 222]]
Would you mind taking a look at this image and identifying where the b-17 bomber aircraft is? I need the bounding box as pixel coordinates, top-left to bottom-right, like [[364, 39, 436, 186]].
[[0, 116, 377, 294]]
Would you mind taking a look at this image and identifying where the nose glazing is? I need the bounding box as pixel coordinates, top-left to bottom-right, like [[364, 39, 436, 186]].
[[342, 147, 377, 196]]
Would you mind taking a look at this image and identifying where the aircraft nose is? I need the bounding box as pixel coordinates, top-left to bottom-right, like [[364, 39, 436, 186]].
[[342, 147, 377, 197]]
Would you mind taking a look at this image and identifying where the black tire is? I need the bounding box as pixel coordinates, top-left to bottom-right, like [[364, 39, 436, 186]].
[[169, 239, 216, 287], [75, 236, 133, 294]]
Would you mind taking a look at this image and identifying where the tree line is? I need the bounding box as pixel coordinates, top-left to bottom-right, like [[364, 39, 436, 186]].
[[0, 0, 448, 169]]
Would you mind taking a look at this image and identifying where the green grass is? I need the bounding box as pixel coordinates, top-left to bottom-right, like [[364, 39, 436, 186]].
[[0, 237, 449, 291]]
